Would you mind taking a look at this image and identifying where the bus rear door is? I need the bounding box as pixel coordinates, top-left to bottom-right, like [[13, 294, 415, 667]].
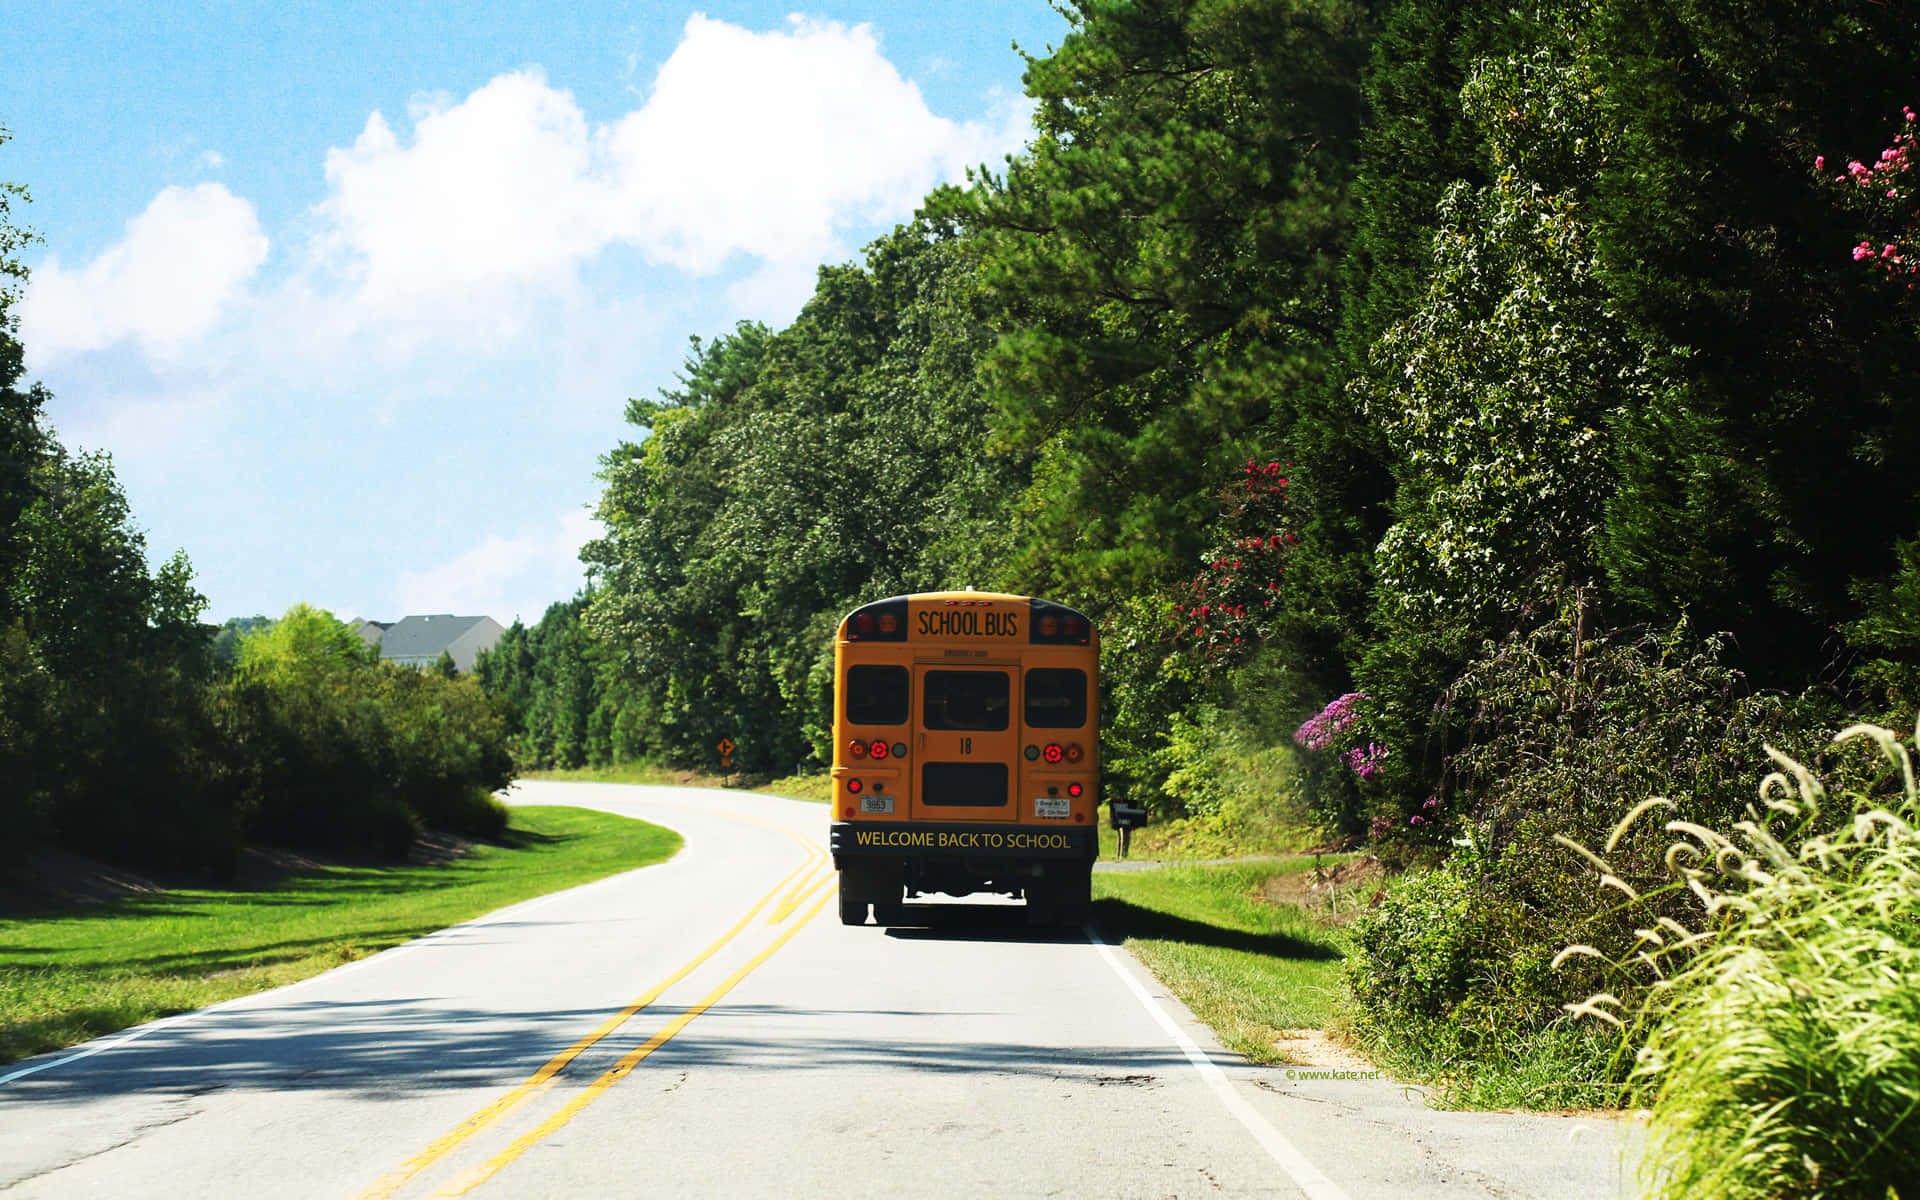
[[910, 665, 1017, 822]]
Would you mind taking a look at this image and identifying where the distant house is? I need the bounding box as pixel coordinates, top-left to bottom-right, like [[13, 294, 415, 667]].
[[354, 614, 505, 673]]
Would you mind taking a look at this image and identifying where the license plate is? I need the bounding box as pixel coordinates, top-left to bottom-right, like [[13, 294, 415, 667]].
[[860, 795, 895, 814], [1033, 796, 1070, 819]]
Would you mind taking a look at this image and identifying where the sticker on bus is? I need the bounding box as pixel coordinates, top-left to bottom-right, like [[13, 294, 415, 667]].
[[1033, 796, 1071, 820], [860, 795, 896, 815]]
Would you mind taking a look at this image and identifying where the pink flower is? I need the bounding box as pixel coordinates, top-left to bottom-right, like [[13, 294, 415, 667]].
[[1816, 155, 1826, 170]]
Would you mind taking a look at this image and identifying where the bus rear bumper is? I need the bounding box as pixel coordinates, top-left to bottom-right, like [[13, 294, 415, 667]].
[[830, 821, 1095, 861]]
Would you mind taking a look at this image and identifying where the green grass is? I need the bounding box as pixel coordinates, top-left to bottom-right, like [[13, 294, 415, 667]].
[[517, 759, 832, 804], [517, 760, 705, 786], [1093, 859, 1353, 1064], [0, 806, 681, 1067]]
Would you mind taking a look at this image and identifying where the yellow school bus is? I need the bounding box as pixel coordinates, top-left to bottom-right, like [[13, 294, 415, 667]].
[[828, 591, 1099, 926]]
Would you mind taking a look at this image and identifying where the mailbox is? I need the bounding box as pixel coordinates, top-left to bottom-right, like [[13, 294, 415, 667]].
[[1108, 802, 1148, 830]]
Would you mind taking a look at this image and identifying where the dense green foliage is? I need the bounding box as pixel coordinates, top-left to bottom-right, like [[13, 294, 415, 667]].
[[457, 0, 1920, 1127], [537, 0, 1920, 813]]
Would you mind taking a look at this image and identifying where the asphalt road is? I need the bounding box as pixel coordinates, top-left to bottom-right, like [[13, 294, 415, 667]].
[[0, 782, 1643, 1198]]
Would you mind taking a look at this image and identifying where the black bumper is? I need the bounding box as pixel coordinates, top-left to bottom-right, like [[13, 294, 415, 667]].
[[831, 821, 1096, 861]]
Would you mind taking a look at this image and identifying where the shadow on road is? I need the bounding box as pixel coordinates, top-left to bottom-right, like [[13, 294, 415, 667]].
[[880, 904, 1088, 945], [877, 897, 1336, 961], [2, 993, 1212, 1100]]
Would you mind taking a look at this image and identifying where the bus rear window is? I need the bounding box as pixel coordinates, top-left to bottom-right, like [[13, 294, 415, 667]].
[[1024, 668, 1088, 728], [924, 671, 1010, 731], [845, 665, 909, 726]]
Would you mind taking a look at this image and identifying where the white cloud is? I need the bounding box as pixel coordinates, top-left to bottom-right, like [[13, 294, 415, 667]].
[[29, 16, 1033, 370], [300, 13, 1033, 337], [20, 183, 267, 367], [603, 14, 1026, 282], [394, 509, 600, 625], [311, 70, 604, 315]]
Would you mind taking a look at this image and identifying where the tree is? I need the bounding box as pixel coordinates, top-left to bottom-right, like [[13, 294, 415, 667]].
[[1358, 27, 1642, 629], [945, 0, 1377, 599], [1590, 0, 1920, 687], [235, 601, 376, 687], [584, 224, 1025, 771]]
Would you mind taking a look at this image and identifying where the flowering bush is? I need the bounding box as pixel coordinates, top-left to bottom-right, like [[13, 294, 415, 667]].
[[1294, 691, 1364, 749], [1817, 105, 1918, 288], [1174, 460, 1302, 659], [1344, 742, 1388, 781], [1294, 692, 1390, 792]]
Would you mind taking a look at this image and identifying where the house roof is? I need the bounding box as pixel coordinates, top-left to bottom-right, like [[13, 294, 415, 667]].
[[375, 614, 501, 661]]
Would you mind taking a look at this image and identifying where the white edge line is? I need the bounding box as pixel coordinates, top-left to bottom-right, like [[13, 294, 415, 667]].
[[1087, 924, 1354, 1200]]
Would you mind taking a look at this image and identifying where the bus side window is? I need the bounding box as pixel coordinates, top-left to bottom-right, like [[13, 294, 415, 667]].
[[1023, 668, 1087, 728], [845, 665, 910, 725]]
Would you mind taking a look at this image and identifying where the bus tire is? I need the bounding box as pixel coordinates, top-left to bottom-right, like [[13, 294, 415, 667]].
[[838, 890, 869, 926], [873, 896, 905, 927], [1025, 882, 1059, 926]]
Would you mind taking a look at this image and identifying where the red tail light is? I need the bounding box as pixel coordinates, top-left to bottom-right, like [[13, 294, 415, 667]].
[[1043, 743, 1064, 764], [847, 739, 867, 760], [1065, 743, 1084, 763], [1067, 782, 1084, 797], [847, 778, 864, 794], [869, 739, 890, 760]]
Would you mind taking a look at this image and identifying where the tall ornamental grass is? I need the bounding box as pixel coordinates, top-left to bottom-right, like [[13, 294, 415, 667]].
[[1559, 720, 1920, 1199]]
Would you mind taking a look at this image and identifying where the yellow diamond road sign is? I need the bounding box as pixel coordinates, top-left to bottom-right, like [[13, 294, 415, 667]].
[[717, 738, 735, 756]]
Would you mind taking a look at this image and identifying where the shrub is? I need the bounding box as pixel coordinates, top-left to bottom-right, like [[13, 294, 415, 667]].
[[1348, 864, 1477, 1019], [1343, 595, 1841, 1101], [224, 608, 516, 855], [1561, 720, 1920, 1199]]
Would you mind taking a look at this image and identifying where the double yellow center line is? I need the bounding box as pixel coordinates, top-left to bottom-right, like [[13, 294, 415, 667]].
[[360, 826, 834, 1199]]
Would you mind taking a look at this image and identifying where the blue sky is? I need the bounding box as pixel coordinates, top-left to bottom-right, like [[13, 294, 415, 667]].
[[2, 2, 1066, 626]]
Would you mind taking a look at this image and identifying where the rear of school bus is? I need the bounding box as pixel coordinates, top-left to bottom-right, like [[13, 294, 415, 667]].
[[828, 592, 1100, 926]]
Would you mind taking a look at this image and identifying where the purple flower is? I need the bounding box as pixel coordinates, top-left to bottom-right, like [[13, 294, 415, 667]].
[[1343, 742, 1389, 781], [1294, 692, 1367, 750]]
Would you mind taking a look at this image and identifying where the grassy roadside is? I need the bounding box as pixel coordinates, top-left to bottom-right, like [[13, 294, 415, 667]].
[[1091, 857, 1361, 1065], [517, 762, 833, 804], [0, 806, 680, 1067]]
